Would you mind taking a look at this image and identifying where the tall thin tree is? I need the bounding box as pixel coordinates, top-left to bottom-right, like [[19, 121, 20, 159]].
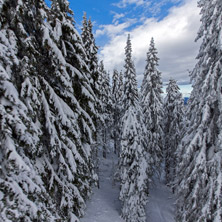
[[141, 37, 163, 176], [112, 69, 121, 154], [163, 78, 184, 185], [119, 34, 149, 222], [123, 34, 138, 110], [98, 61, 111, 158]]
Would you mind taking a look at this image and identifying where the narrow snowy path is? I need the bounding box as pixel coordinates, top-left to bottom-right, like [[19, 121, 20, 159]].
[[146, 178, 176, 222], [81, 149, 124, 222], [81, 145, 176, 222]]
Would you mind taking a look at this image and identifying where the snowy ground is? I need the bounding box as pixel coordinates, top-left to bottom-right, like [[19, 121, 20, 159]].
[[146, 178, 176, 222], [81, 141, 124, 222], [81, 143, 176, 222]]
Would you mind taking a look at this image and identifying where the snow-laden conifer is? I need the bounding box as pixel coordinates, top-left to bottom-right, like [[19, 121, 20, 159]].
[[176, 0, 222, 221], [98, 61, 112, 158], [119, 106, 149, 222], [163, 79, 184, 185], [0, 1, 58, 221], [118, 70, 124, 102], [43, 0, 98, 218], [81, 13, 101, 124], [111, 69, 123, 155], [123, 34, 138, 110], [81, 13, 99, 87], [119, 34, 149, 222], [140, 37, 163, 175], [0, 0, 97, 221]]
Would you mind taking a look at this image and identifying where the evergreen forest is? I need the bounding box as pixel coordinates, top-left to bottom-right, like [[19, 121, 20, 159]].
[[0, 0, 221, 221]]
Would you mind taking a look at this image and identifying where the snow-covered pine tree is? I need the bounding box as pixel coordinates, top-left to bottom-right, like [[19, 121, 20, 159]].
[[81, 13, 99, 90], [119, 34, 149, 222], [81, 12, 101, 118], [41, 0, 98, 219], [163, 78, 184, 185], [81, 12, 90, 57], [81, 13, 102, 171], [123, 34, 138, 110], [1, 0, 97, 221], [0, 1, 59, 221], [118, 70, 124, 114], [175, 0, 222, 221], [140, 37, 163, 176], [118, 70, 124, 102], [98, 61, 111, 158], [111, 69, 123, 155]]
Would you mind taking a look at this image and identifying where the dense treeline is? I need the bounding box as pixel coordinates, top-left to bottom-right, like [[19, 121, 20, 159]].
[[0, 0, 221, 222]]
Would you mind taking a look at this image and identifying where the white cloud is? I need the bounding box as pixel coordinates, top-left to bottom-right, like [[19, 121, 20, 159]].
[[147, 0, 183, 16], [112, 0, 182, 14], [113, 0, 149, 8], [99, 0, 201, 85], [111, 11, 125, 24], [95, 18, 137, 38]]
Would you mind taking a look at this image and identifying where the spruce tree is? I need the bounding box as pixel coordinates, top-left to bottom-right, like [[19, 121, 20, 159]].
[[81, 12, 101, 124], [163, 79, 184, 185], [123, 34, 138, 110], [176, 0, 222, 221], [111, 69, 123, 155], [81, 12, 104, 182], [98, 61, 111, 158], [140, 37, 163, 176], [118, 70, 124, 102], [0, 0, 97, 221], [42, 0, 98, 218], [0, 1, 59, 221], [119, 34, 149, 222], [81, 13, 99, 88]]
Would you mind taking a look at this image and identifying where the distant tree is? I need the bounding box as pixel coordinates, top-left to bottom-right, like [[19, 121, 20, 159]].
[[98, 61, 111, 158], [118, 70, 124, 102], [111, 69, 124, 155], [175, 0, 222, 221], [123, 34, 138, 110], [140, 37, 163, 176], [119, 34, 149, 222], [112, 69, 120, 154], [163, 79, 184, 185]]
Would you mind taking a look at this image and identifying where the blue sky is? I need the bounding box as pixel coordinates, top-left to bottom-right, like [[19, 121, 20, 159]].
[[71, 0, 183, 25], [47, 0, 201, 95], [70, 0, 184, 45], [46, 0, 187, 35]]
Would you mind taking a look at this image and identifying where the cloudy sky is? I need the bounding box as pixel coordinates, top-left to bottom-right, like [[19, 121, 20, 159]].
[[68, 0, 201, 94]]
